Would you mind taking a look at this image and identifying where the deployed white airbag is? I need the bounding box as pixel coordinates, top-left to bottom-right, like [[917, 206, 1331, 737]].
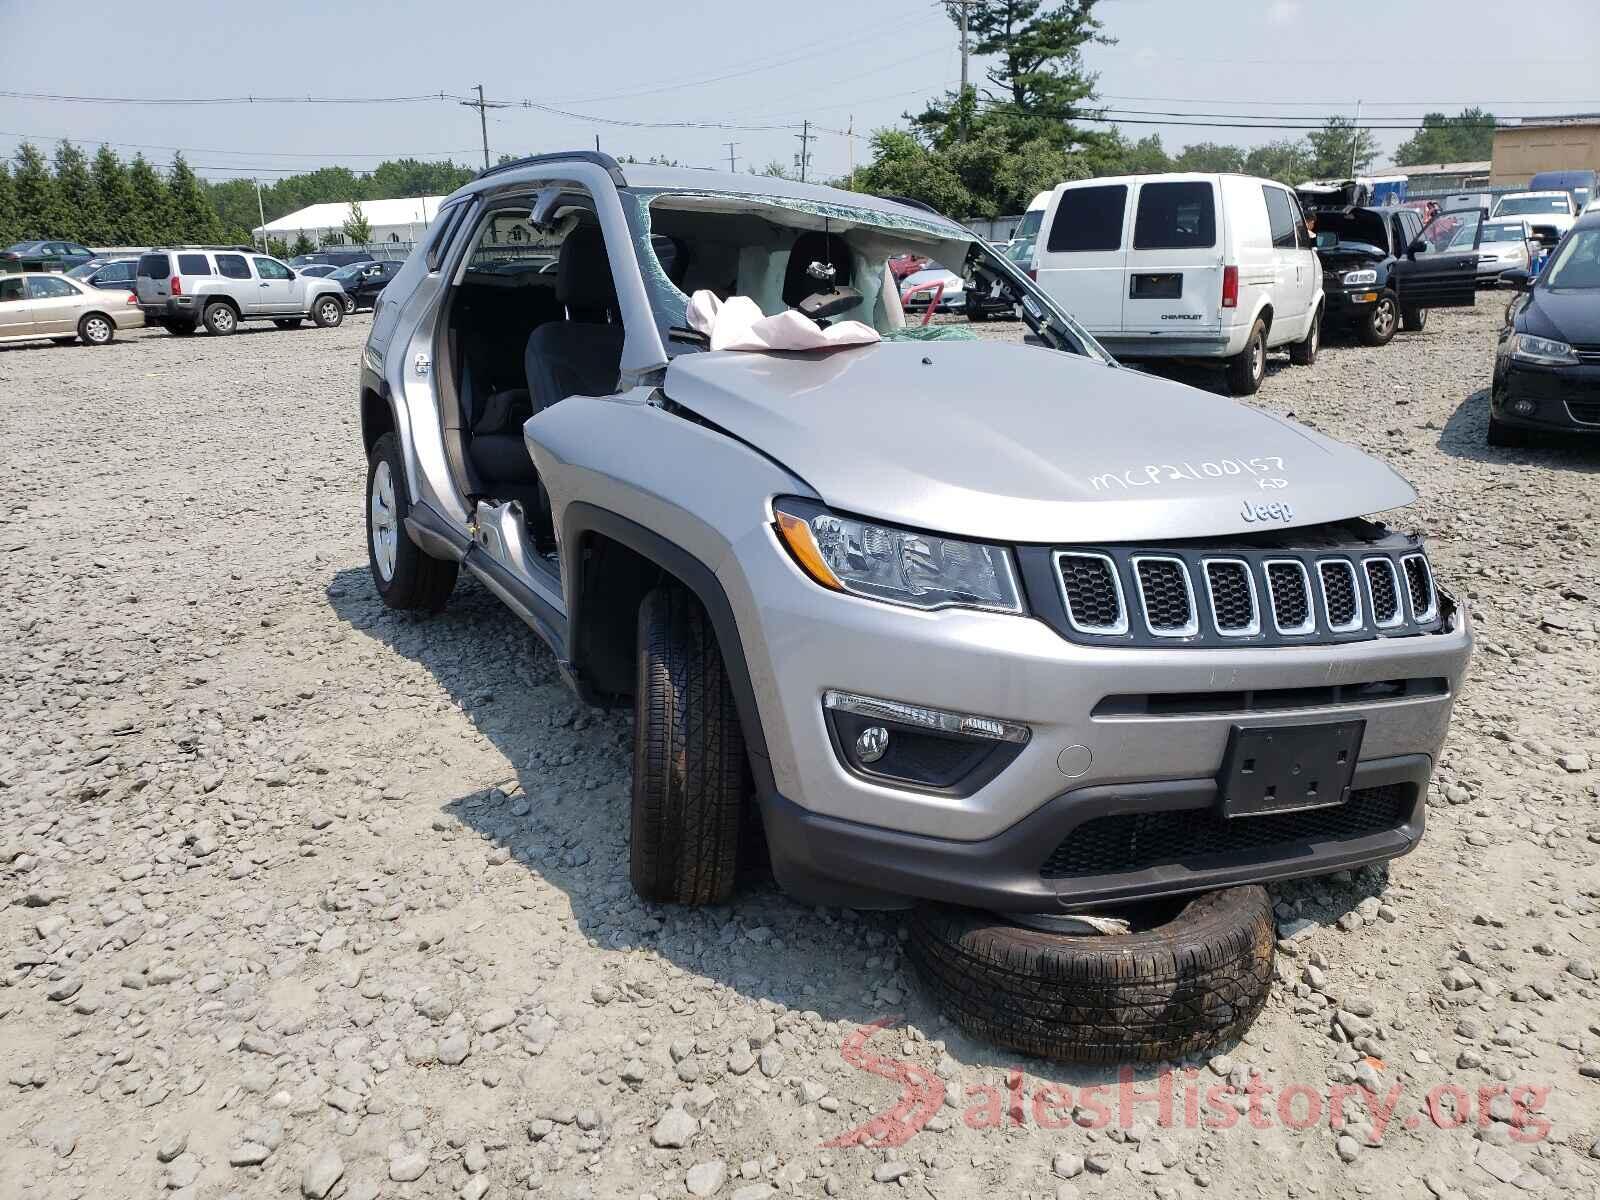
[[685, 289, 879, 352]]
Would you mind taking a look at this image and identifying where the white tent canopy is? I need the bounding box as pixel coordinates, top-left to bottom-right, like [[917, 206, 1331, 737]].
[[253, 196, 446, 244]]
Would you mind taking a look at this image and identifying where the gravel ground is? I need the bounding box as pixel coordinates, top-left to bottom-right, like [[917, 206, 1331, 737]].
[[3, 305, 1599, 1200]]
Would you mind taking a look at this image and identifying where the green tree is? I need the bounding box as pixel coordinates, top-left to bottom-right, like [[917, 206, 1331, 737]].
[[0, 163, 17, 245], [205, 178, 267, 243], [1305, 116, 1378, 179], [753, 159, 793, 179], [92, 146, 142, 245], [1393, 108, 1496, 166], [168, 154, 223, 243], [12, 142, 68, 239], [1243, 138, 1313, 184], [1172, 141, 1244, 173], [265, 236, 290, 258], [844, 130, 972, 217], [289, 232, 316, 257], [342, 199, 373, 244], [126, 154, 174, 244], [52, 140, 104, 244]]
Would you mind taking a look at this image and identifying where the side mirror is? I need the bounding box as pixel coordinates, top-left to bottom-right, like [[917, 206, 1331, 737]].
[[1501, 268, 1532, 291], [1408, 237, 1428, 256]]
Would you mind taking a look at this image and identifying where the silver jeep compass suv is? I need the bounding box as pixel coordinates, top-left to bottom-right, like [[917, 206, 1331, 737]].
[[358, 152, 1471, 917]]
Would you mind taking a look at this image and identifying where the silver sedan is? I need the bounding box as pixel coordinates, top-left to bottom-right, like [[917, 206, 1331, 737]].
[[0, 271, 143, 346], [1477, 219, 1533, 285]]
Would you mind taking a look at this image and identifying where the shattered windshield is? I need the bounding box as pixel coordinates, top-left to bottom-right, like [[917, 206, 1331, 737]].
[[621, 187, 1111, 363]]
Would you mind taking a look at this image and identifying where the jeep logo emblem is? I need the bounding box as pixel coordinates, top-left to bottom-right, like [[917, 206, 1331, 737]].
[[1241, 499, 1294, 524]]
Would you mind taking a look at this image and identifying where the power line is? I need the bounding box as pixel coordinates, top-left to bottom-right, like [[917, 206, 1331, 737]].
[[0, 129, 478, 160], [0, 89, 458, 106]]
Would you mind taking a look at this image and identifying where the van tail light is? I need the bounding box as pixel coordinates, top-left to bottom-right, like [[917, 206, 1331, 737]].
[[170, 275, 182, 296], [1221, 265, 1238, 309], [1027, 268, 1037, 282]]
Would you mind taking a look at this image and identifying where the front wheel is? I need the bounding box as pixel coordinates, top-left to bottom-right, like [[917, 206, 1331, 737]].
[[1487, 416, 1530, 448], [313, 296, 344, 328], [342, 295, 356, 314], [78, 313, 115, 346], [1288, 308, 1320, 366], [366, 432, 458, 612], [1224, 318, 1267, 395], [1401, 306, 1428, 332], [1358, 293, 1398, 346], [630, 586, 748, 906]]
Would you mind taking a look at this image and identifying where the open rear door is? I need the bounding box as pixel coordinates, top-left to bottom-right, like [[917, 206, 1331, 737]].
[[1391, 208, 1483, 309]]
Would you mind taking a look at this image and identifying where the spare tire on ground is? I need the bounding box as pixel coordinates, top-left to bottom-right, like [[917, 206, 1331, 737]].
[[907, 886, 1275, 1063]]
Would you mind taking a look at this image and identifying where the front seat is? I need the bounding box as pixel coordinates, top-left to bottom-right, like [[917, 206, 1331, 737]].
[[523, 225, 627, 415]]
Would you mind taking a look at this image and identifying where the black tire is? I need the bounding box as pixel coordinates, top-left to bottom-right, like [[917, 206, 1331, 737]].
[[202, 302, 238, 336], [365, 432, 457, 612], [907, 886, 1276, 1064], [78, 312, 115, 346], [630, 586, 747, 906], [51, 336, 77, 346], [342, 294, 356, 314], [1400, 306, 1428, 332], [1288, 307, 1320, 366], [1487, 416, 1530, 448], [1224, 319, 1267, 394], [273, 318, 302, 330], [1358, 293, 1398, 346], [160, 319, 197, 336], [312, 296, 344, 328]]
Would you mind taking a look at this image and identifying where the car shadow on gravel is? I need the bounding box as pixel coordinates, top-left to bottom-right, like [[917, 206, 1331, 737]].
[[324, 564, 1384, 1078], [1438, 388, 1600, 470]]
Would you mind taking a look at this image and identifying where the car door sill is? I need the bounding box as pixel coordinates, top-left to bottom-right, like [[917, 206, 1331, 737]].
[[463, 547, 569, 662]]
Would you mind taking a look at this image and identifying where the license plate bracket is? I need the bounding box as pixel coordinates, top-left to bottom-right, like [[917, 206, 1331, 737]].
[[1217, 720, 1364, 819]]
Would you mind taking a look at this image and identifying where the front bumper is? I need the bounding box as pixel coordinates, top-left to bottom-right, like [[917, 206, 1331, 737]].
[[1492, 358, 1600, 432], [724, 521, 1473, 910], [1322, 285, 1385, 323]]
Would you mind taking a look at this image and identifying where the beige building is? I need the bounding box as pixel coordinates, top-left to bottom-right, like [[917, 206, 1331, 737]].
[[1491, 114, 1600, 187]]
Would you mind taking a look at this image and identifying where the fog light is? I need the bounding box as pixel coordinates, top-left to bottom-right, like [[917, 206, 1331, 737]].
[[822, 690, 1030, 744], [855, 726, 890, 763], [1511, 398, 1536, 416]]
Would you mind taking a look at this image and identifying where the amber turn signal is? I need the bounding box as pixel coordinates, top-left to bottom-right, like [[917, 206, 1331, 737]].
[[774, 511, 844, 591]]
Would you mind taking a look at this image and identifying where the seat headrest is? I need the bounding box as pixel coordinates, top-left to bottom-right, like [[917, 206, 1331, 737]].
[[557, 225, 618, 314], [782, 231, 853, 308]]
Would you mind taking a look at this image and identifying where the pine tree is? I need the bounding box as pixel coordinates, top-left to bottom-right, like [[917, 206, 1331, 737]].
[[92, 146, 142, 246], [12, 142, 68, 239], [341, 199, 374, 245], [289, 232, 315, 257], [0, 163, 17, 246], [53, 140, 105, 244], [167, 154, 223, 244], [126, 155, 174, 244]]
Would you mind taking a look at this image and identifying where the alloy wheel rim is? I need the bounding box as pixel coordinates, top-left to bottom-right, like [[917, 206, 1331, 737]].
[[1251, 337, 1264, 380], [370, 461, 398, 582], [344, 296, 355, 313], [1375, 300, 1395, 337], [321, 301, 339, 323], [213, 309, 233, 331], [86, 318, 110, 342]]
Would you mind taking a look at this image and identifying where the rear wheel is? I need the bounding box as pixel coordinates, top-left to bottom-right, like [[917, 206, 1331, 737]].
[[160, 319, 196, 336], [1224, 318, 1267, 394], [51, 337, 77, 346], [273, 318, 302, 330], [907, 887, 1276, 1063], [78, 313, 114, 346], [202, 302, 237, 336], [342, 294, 356, 314], [366, 432, 458, 612], [630, 586, 748, 905], [1358, 293, 1398, 346], [313, 296, 344, 328], [1401, 306, 1428, 332], [1288, 307, 1320, 365]]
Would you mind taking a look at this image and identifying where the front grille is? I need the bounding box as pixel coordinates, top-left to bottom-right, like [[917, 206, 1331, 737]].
[[1204, 560, 1257, 634], [1402, 554, 1435, 620], [1568, 401, 1600, 425], [1364, 558, 1402, 626], [1318, 560, 1361, 631], [1575, 344, 1600, 366], [1056, 552, 1126, 633], [1133, 557, 1195, 635], [1265, 561, 1313, 633], [1039, 784, 1413, 879]]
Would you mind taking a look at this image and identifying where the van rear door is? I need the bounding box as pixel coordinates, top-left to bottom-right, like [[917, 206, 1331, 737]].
[[1033, 183, 1129, 332], [136, 253, 171, 304], [1120, 179, 1223, 336]]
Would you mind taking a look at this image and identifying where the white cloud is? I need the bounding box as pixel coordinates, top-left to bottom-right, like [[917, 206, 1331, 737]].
[[1266, 0, 1303, 25]]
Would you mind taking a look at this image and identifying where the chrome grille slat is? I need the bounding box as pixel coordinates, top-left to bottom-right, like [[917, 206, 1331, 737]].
[[1264, 559, 1316, 636], [1132, 555, 1198, 637], [1401, 553, 1437, 622], [1317, 559, 1363, 633], [1363, 557, 1404, 628], [1054, 551, 1128, 635], [1202, 558, 1259, 636]]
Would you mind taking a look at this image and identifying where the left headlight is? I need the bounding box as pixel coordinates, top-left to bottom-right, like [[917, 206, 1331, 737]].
[[1512, 333, 1578, 365], [1341, 269, 1379, 287], [773, 499, 1024, 614]]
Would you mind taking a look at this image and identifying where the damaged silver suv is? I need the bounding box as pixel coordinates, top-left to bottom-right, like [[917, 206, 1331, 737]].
[[358, 154, 1471, 1052]]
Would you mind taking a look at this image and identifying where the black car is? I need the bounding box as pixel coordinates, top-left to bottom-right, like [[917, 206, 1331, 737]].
[[1313, 206, 1482, 346], [289, 249, 373, 269], [66, 257, 140, 291], [328, 259, 401, 312], [1489, 212, 1600, 447], [1, 239, 96, 273]]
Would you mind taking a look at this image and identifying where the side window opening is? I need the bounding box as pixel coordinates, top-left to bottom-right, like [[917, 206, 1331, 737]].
[[216, 254, 251, 280], [1046, 185, 1127, 253], [177, 253, 211, 275], [1262, 187, 1297, 251], [1135, 182, 1216, 250]]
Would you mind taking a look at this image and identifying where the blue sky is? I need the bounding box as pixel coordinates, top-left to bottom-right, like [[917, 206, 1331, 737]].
[[1, 0, 1596, 185]]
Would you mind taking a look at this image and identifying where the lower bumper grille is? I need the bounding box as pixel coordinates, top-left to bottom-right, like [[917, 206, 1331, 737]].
[[1039, 784, 1413, 879]]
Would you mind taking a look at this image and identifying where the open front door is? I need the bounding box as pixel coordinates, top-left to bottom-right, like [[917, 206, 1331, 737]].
[[1391, 208, 1482, 309]]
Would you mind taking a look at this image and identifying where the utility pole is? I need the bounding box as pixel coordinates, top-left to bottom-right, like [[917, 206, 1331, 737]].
[[846, 116, 855, 177], [724, 141, 739, 173], [1349, 99, 1362, 178], [794, 120, 815, 183], [459, 84, 509, 170], [253, 177, 268, 252], [958, 0, 970, 96]]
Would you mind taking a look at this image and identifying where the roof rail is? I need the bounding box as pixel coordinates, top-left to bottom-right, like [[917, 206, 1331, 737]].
[[148, 245, 259, 253], [475, 151, 627, 186]]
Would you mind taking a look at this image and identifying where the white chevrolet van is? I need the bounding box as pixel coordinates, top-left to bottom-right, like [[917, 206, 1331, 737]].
[[1032, 174, 1322, 394]]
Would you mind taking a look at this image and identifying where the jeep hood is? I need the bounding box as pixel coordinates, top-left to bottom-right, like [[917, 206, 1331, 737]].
[[662, 340, 1416, 543]]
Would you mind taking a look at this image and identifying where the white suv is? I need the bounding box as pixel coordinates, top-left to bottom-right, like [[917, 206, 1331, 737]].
[[134, 248, 347, 336], [1031, 173, 1322, 394]]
